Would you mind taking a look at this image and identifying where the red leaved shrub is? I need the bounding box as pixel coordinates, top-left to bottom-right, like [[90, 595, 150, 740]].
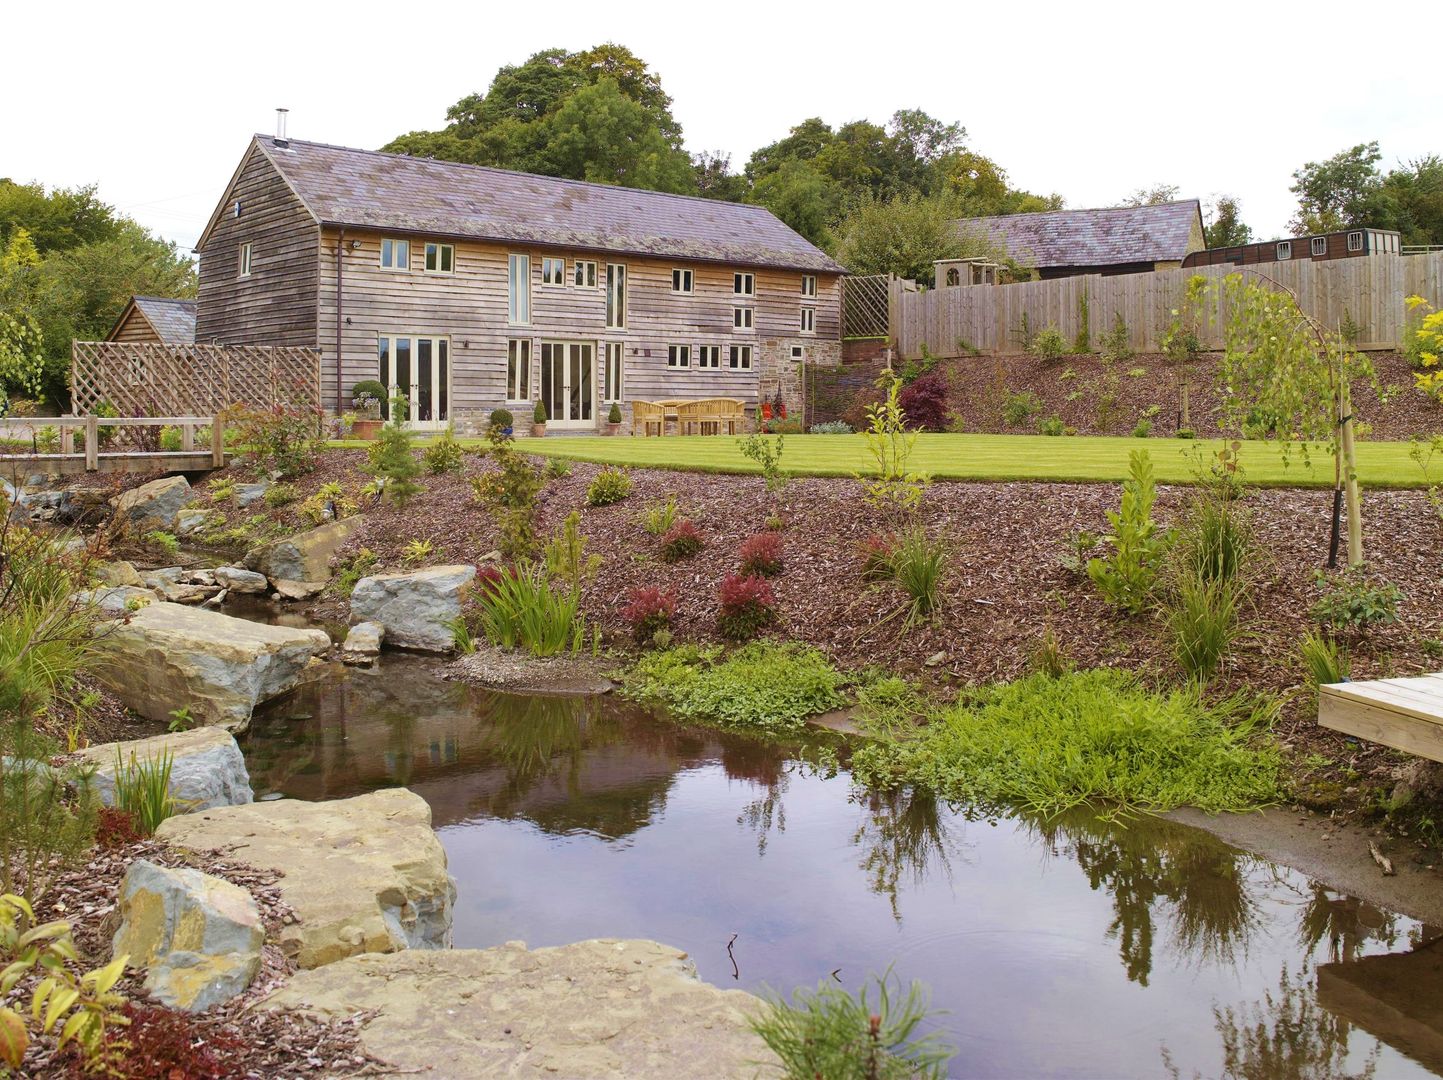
[[718, 573, 778, 641], [57, 1002, 247, 1078], [622, 586, 678, 643], [860, 533, 897, 581], [659, 520, 704, 562], [474, 563, 505, 596], [95, 807, 141, 850], [737, 532, 784, 577], [898, 372, 950, 431]]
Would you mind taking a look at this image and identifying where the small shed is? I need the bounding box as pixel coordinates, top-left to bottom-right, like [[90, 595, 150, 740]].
[[106, 296, 197, 345], [934, 257, 1006, 287]]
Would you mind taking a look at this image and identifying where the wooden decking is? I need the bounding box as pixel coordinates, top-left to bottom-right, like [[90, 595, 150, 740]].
[[1319, 675, 1443, 763]]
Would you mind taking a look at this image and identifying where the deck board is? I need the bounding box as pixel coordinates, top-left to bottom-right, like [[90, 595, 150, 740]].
[[1319, 675, 1443, 763]]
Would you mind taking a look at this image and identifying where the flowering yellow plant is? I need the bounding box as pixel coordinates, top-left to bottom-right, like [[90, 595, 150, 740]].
[[1407, 295, 1443, 402]]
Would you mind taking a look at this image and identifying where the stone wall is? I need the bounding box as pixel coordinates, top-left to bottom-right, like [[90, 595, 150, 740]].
[[757, 337, 841, 424]]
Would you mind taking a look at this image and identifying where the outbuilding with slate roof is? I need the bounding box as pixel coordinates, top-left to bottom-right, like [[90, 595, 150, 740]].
[[106, 296, 197, 345], [194, 134, 843, 430], [956, 201, 1206, 280]]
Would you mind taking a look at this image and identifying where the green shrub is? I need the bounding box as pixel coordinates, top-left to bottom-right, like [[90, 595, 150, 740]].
[[0, 727, 98, 903], [469, 563, 585, 656], [112, 750, 178, 836], [543, 457, 572, 480], [263, 482, 297, 508], [1086, 450, 1170, 614], [145, 530, 179, 556], [351, 379, 387, 410], [158, 425, 182, 452], [738, 433, 789, 496], [750, 970, 953, 1080], [1175, 427, 1196, 439], [225, 393, 325, 478], [1131, 419, 1152, 438], [1176, 494, 1251, 587], [333, 548, 378, 597], [1001, 390, 1043, 428], [640, 495, 681, 536], [607, 402, 623, 425], [423, 427, 466, 474], [623, 643, 845, 732], [365, 420, 423, 506], [586, 466, 632, 506], [1031, 326, 1066, 361], [809, 421, 854, 434], [1029, 625, 1073, 678], [1310, 568, 1401, 633], [1299, 630, 1350, 686], [850, 669, 1280, 815], [1101, 313, 1133, 363], [1037, 415, 1065, 436], [489, 408, 514, 430], [533, 399, 548, 425], [471, 426, 544, 560], [299, 482, 357, 525], [889, 525, 945, 627], [1164, 576, 1243, 683], [542, 511, 602, 592]]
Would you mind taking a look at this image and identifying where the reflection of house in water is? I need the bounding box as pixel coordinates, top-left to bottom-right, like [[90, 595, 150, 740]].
[[1318, 937, 1443, 1074], [241, 659, 790, 836]]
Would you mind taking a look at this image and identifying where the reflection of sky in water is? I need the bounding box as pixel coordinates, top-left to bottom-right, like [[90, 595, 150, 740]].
[[244, 657, 1442, 1080]]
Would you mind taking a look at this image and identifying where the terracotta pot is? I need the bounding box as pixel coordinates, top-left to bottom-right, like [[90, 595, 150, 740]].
[[531, 423, 546, 438], [605, 422, 622, 437], [351, 419, 383, 441]]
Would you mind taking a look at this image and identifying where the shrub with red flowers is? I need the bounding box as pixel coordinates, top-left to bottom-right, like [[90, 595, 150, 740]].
[[659, 520, 705, 562], [622, 586, 678, 642], [897, 371, 950, 431], [737, 531, 784, 577], [717, 573, 778, 640], [860, 533, 897, 581]]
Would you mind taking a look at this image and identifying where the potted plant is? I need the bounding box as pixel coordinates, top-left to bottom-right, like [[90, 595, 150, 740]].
[[532, 399, 547, 438], [489, 408, 514, 438], [606, 402, 623, 436], [350, 379, 387, 440]]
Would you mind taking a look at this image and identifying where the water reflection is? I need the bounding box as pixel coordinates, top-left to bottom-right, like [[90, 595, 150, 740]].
[[241, 658, 1443, 1080]]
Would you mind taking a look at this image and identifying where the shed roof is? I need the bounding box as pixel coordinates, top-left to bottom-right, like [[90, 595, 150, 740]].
[[108, 296, 197, 343], [956, 200, 1204, 269], [229, 136, 844, 274]]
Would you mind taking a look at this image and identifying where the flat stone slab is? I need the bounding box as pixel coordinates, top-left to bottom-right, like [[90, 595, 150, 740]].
[[350, 565, 476, 653], [260, 939, 775, 1078], [156, 788, 454, 969], [92, 602, 330, 731], [244, 516, 359, 586], [77, 727, 252, 812]]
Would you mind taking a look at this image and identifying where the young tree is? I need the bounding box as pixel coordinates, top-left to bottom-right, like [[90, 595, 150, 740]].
[[1204, 195, 1253, 248], [836, 192, 1002, 283], [1382, 155, 1443, 246], [1214, 273, 1376, 566], [1289, 142, 1388, 235]]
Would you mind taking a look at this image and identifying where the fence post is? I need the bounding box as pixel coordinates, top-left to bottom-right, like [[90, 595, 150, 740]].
[[84, 415, 98, 471], [211, 416, 225, 469], [181, 422, 195, 452]]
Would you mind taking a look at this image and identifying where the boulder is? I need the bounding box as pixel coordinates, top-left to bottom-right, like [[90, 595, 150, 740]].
[[350, 565, 476, 653], [174, 508, 216, 537], [91, 602, 330, 731], [243, 517, 359, 590], [111, 475, 192, 531], [112, 860, 263, 1012], [142, 567, 185, 590], [77, 727, 253, 811], [341, 622, 383, 665], [56, 485, 113, 526], [259, 939, 773, 1078], [213, 566, 268, 594], [96, 560, 145, 588], [154, 580, 223, 605], [156, 788, 453, 969], [271, 578, 325, 600], [234, 482, 269, 508], [73, 585, 156, 616]]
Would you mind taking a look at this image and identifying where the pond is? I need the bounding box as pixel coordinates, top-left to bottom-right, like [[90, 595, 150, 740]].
[[241, 655, 1443, 1079]]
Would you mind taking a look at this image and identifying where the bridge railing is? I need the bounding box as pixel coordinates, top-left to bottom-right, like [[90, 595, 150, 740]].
[[0, 415, 225, 473]]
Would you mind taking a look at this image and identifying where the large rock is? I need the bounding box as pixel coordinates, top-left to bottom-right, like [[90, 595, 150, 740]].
[[340, 621, 383, 665], [111, 475, 192, 531], [155, 788, 454, 969], [112, 860, 263, 1012], [77, 727, 253, 811], [260, 939, 774, 1078], [95, 560, 145, 588], [350, 565, 476, 653], [243, 517, 359, 588], [213, 566, 268, 594], [74, 585, 156, 616], [92, 602, 330, 731]]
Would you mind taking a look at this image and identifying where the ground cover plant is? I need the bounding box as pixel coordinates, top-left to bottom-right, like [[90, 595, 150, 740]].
[[850, 669, 1281, 816]]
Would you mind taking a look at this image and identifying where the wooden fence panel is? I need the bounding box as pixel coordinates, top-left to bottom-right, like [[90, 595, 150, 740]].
[[70, 343, 322, 417], [894, 253, 1443, 360]]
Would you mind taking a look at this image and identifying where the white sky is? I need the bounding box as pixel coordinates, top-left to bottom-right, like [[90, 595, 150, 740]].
[[4, 0, 1438, 252]]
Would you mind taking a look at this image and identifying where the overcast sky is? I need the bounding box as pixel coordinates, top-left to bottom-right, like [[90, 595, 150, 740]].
[[5, 0, 1437, 252]]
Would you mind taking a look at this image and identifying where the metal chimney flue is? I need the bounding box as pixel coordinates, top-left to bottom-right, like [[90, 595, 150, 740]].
[[275, 108, 289, 147]]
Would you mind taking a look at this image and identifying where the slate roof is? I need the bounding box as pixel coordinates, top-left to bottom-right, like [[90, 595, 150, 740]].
[[956, 200, 1204, 270], [247, 136, 845, 274], [122, 297, 197, 343]]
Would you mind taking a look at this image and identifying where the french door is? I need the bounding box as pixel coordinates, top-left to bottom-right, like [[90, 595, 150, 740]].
[[539, 341, 594, 428], [378, 335, 450, 430]]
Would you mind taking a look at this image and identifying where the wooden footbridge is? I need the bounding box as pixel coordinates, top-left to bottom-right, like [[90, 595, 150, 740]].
[[1320, 675, 1443, 763], [0, 416, 227, 477]]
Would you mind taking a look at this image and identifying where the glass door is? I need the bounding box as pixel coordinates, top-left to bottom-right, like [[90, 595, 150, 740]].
[[378, 335, 450, 430], [540, 342, 594, 427]]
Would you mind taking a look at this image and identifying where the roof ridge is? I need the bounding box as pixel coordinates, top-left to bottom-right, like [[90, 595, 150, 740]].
[[255, 134, 777, 215], [958, 199, 1201, 224], [133, 295, 196, 303]]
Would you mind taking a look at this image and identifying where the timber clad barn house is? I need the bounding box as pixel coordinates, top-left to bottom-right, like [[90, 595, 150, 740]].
[[194, 135, 844, 431]]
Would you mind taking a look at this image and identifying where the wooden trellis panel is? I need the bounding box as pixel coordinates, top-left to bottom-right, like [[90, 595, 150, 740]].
[[841, 274, 891, 339], [70, 343, 322, 416]]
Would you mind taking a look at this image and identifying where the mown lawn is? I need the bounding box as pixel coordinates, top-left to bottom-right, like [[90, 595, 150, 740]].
[[486, 432, 1429, 488]]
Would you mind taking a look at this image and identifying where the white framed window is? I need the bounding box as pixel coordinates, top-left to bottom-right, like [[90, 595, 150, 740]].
[[380, 238, 410, 271], [238, 242, 252, 277], [604, 342, 624, 402], [508, 254, 531, 325], [697, 345, 721, 369], [671, 268, 694, 294], [1347, 231, 1364, 252], [606, 263, 627, 329], [728, 344, 752, 370], [542, 257, 566, 285], [424, 243, 454, 273], [1276, 241, 1292, 261], [1310, 236, 1328, 257], [733, 306, 754, 330], [574, 260, 598, 287], [507, 339, 531, 402], [791, 345, 805, 362], [800, 307, 815, 334], [667, 344, 691, 368], [733, 272, 755, 296], [801, 274, 817, 297]]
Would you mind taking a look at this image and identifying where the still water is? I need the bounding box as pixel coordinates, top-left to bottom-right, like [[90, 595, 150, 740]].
[[242, 655, 1443, 1079]]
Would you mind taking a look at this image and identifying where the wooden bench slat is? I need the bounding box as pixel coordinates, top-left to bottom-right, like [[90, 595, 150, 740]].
[[1319, 691, 1443, 763]]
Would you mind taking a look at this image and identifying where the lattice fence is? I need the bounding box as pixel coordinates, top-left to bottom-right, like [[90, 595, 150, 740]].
[[71, 343, 322, 416], [840, 275, 891, 339]]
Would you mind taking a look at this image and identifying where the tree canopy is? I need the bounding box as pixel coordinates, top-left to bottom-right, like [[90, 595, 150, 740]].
[[1288, 142, 1443, 244], [1204, 195, 1253, 248]]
